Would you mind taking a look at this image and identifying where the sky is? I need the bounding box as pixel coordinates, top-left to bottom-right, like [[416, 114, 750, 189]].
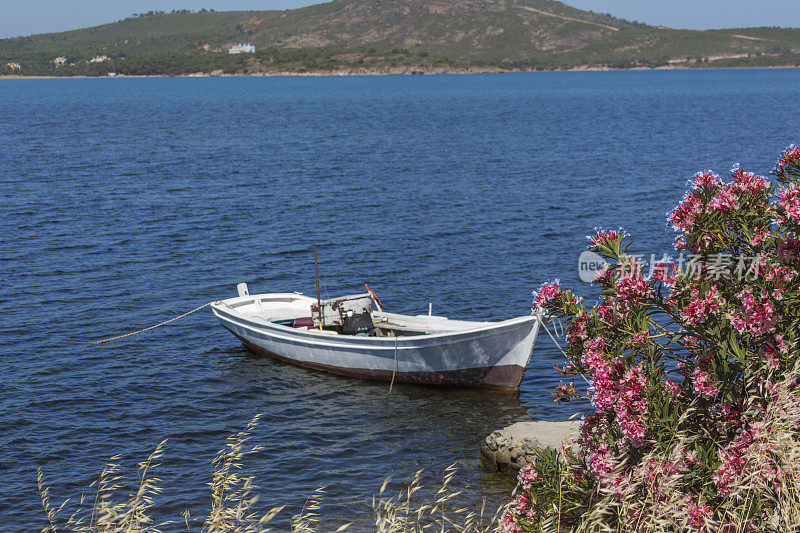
[[1, 0, 799, 39]]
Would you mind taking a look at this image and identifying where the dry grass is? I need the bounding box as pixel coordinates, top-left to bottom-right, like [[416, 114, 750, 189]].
[[41, 407, 800, 531], [37, 415, 506, 532], [532, 377, 800, 532]]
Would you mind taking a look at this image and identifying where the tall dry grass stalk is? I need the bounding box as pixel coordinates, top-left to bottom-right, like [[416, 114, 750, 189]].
[[38, 415, 506, 532], [372, 463, 503, 533], [515, 374, 800, 532]]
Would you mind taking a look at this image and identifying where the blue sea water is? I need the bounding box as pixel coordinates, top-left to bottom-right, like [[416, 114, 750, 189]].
[[2, 69, 800, 531]]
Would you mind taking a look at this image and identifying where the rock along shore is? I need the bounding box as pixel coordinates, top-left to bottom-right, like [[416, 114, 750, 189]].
[[481, 420, 580, 475]]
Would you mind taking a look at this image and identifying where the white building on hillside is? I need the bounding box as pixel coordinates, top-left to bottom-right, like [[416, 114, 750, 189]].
[[228, 43, 255, 54], [90, 55, 110, 63]]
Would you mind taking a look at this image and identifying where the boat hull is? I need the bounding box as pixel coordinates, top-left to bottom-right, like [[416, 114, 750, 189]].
[[211, 298, 540, 392]]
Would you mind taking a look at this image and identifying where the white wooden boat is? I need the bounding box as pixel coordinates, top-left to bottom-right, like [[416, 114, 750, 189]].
[[210, 284, 542, 391]]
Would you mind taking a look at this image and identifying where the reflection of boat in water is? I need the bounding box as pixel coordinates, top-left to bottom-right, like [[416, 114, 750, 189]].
[[211, 283, 542, 392]]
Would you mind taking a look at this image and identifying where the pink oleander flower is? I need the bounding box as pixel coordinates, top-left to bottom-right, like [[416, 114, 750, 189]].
[[514, 492, 530, 514], [506, 146, 800, 528], [553, 382, 576, 404], [665, 380, 681, 397], [750, 226, 771, 247], [710, 185, 738, 212], [582, 337, 608, 374], [588, 229, 621, 248], [686, 496, 713, 532], [518, 463, 538, 490], [616, 274, 655, 308], [500, 511, 521, 533], [692, 171, 719, 190], [588, 443, 616, 481], [715, 424, 783, 498], [730, 288, 777, 336], [597, 299, 620, 324], [731, 166, 769, 194], [592, 361, 620, 413], [651, 260, 677, 286], [567, 313, 589, 347], [670, 191, 705, 231], [776, 334, 790, 353], [682, 282, 725, 326], [618, 366, 649, 446], [533, 280, 559, 309], [778, 186, 800, 224], [630, 331, 649, 348], [593, 266, 614, 285], [774, 143, 800, 177], [693, 368, 718, 399]]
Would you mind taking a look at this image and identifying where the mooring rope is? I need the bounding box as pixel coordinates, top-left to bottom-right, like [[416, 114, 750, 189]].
[[95, 302, 212, 344], [388, 336, 398, 394]]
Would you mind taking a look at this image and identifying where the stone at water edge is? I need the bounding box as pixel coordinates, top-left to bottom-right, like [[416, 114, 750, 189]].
[[480, 420, 580, 476]]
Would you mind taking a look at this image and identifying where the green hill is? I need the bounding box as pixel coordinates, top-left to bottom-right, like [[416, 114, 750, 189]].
[[2, 0, 800, 76]]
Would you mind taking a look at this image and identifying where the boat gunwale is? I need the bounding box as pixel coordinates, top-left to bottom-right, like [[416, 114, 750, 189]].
[[210, 294, 538, 346]]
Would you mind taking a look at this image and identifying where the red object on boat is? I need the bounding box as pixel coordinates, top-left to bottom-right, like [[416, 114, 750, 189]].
[[365, 284, 383, 311]]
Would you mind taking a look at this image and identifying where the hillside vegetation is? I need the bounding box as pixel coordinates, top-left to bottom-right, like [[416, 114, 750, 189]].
[[2, 0, 800, 76]]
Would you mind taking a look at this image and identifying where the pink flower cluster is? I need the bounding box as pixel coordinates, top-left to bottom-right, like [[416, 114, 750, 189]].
[[762, 257, 796, 301], [714, 424, 782, 497], [533, 280, 559, 309], [671, 167, 770, 243], [670, 191, 705, 231], [553, 382, 576, 403], [588, 229, 620, 248], [587, 442, 616, 480], [730, 288, 777, 336], [597, 299, 621, 324], [518, 464, 538, 490], [686, 496, 713, 532], [710, 185, 738, 212], [582, 337, 606, 374], [501, 465, 540, 532], [616, 274, 655, 310], [691, 354, 719, 399], [778, 186, 800, 224], [749, 226, 770, 248], [692, 172, 719, 191], [731, 166, 769, 194], [775, 144, 800, 176], [567, 312, 589, 348], [693, 368, 718, 399], [681, 282, 725, 326], [500, 511, 522, 533], [617, 367, 648, 446], [581, 337, 649, 447], [651, 260, 677, 286], [708, 168, 769, 213], [665, 380, 681, 397], [630, 331, 649, 348]]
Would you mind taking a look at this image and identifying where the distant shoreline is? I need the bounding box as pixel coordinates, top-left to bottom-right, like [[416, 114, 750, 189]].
[[2, 63, 799, 79]]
